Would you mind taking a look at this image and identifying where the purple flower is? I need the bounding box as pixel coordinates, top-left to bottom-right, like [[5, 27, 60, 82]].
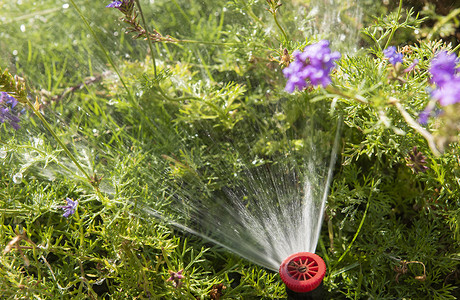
[[0, 92, 20, 130], [167, 269, 184, 288], [383, 46, 403, 65], [283, 40, 341, 93], [60, 198, 78, 218], [106, 1, 122, 8], [106, 0, 134, 13], [431, 78, 460, 106], [429, 51, 459, 87]]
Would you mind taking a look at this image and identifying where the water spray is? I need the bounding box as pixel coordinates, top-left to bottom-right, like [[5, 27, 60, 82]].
[[279, 252, 326, 299]]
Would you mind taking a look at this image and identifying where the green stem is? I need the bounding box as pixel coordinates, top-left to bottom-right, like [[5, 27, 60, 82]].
[[18, 145, 79, 178], [273, 12, 288, 43], [135, 0, 199, 105], [24, 98, 91, 183], [68, 0, 132, 103], [135, 0, 157, 77], [69, 0, 158, 133], [325, 85, 368, 104], [160, 246, 174, 270], [427, 8, 460, 40], [179, 39, 239, 46], [239, 0, 264, 27], [392, 99, 441, 156], [384, 0, 403, 49], [168, 96, 201, 102], [333, 183, 373, 268], [171, 0, 191, 26], [76, 209, 85, 251], [452, 42, 460, 54]]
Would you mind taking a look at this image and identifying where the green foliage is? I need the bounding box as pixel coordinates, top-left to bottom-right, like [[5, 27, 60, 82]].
[[361, 6, 426, 51], [1, 0, 459, 299]]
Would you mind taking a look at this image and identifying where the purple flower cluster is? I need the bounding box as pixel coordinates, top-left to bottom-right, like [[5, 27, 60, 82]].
[[0, 92, 20, 130], [429, 51, 459, 87], [429, 51, 460, 106], [418, 51, 460, 124], [60, 198, 78, 218], [283, 40, 341, 93], [106, 0, 134, 13], [106, 1, 123, 8], [383, 46, 403, 66]]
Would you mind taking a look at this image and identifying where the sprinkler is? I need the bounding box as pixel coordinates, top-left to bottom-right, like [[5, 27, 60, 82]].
[[279, 252, 326, 299]]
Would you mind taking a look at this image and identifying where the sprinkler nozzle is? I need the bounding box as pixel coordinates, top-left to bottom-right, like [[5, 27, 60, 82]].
[[279, 252, 326, 298]]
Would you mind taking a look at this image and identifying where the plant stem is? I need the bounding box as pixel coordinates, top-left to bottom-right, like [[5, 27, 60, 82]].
[[68, 0, 132, 103], [334, 181, 373, 267], [326, 85, 368, 104], [68, 0, 158, 133], [179, 39, 240, 46], [160, 246, 174, 270], [452, 43, 460, 53], [238, 0, 265, 27], [391, 98, 441, 156], [272, 12, 288, 43], [18, 145, 78, 177], [23, 98, 92, 183], [171, 0, 191, 26], [135, 0, 157, 77], [384, 0, 403, 49], [427, 8, 460, 40]]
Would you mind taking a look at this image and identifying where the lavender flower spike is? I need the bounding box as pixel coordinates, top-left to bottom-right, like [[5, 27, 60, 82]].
[[60, 198, 78, 218], [383, 46, 403, 66], [283, 40, 341, 93]]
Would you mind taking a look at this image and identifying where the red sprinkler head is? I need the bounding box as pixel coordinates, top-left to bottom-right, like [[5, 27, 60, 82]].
[[279, 252, 326, 294]]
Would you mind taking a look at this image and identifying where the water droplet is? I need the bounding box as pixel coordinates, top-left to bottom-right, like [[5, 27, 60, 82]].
[[32, 137, 43, 146], [13, 173, 23, 184], [0, 149, 6, 159]]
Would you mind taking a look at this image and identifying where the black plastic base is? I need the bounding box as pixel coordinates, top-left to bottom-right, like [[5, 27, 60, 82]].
[[286, 282, 326, 300]]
